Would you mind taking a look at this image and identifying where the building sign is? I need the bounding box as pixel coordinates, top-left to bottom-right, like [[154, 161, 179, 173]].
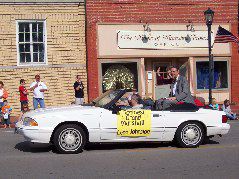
[[117, 110, 151, 137], [117, 30, 214, 49]]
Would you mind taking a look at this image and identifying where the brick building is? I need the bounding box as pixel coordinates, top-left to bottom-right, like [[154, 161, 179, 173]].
[[86, 0, 238, 104], [0, 0, 87, 115]]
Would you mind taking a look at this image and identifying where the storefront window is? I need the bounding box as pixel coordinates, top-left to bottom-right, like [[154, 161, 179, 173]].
[[102, 63, 138, 92], [196, 61, 228, 89]]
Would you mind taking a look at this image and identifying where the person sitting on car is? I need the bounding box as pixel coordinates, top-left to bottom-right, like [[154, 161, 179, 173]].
[[130, 94, 143, 109], [127, 88, 138, 102], [156, 66, 194, 110], [222, 99, 238, 120], [209, 98, 219, 110], [116, 92, 130, 107]]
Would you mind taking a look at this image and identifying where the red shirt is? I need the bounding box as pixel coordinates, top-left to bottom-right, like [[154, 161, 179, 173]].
[[194, 99, 204, 107], [19, 86, 28, 101]]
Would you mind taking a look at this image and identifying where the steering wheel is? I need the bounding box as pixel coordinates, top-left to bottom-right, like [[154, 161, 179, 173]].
[[108, 104, 121, 114]]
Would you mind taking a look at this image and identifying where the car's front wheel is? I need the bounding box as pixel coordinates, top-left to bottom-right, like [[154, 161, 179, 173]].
[[175, 122, 205, 148], [53, 124, 86, 154]]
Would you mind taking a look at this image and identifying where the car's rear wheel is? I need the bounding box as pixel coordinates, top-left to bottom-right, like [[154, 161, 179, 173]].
[[175, 122, 205, 148], [53, 124, 86, 154]]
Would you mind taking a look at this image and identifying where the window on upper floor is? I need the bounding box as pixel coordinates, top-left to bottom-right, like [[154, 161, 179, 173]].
[[17, 21, 47, 65]]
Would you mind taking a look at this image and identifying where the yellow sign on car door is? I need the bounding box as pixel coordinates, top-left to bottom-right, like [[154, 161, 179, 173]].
[[117, 110, 151, 137]]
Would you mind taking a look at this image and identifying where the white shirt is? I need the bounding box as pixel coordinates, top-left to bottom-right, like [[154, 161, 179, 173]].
[[127, 92, 138, 101], [0, 88, 3, 102], [222, 104, 232, 115], [131, 104, 143, 109], [30, 81, 47, 99], [173, 75, 179, 96]]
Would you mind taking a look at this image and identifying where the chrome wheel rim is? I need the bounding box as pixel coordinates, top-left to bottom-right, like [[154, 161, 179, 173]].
[[59, 128, 82, 151], [181, 124, 202, 146]]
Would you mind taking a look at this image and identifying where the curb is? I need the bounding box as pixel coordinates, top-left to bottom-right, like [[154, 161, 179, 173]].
[[0, 124, 15, 129]]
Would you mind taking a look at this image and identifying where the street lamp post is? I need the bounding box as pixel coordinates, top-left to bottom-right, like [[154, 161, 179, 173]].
[[204, 8, 214, 105]]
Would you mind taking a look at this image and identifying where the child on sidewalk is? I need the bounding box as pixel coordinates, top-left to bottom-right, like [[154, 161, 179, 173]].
[[18, 103, 30, 121], [1, 100, 12, 128], [19, 79, 28, 111], [209, 98, 220, 110], [15, 103, 30, 133]]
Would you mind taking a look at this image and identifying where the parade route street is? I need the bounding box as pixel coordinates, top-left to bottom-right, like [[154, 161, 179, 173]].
[[0, 121, 239, 179]]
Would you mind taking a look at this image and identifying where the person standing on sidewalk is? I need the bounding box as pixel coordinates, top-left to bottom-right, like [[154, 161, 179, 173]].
[[73, 75, 84, 105], [30, 74, 47, 109], [15, 103, 30, 133], [19, 79, 29, 111], [0, 81, 8, 107], [0, 81, 8, 122]]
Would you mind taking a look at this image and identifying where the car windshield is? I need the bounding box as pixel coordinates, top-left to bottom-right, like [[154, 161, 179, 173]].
[[92, 90, 122, 107]]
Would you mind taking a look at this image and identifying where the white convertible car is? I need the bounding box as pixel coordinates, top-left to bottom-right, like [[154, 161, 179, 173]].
[[16, 90, 230, 154]]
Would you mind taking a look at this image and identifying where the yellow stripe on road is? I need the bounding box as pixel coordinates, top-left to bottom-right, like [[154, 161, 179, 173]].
[[126, 144, 239, 153]]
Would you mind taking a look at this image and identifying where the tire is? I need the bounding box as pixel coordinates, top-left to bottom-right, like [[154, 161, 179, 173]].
[[175, 122, 205, 148], [53, 124, 86, 154]]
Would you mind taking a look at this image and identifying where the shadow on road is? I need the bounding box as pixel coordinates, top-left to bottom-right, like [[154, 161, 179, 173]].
[[85, 142, 175, 151], [204, 138, 220, 145], [15, 141, 175, 153], [85, 138, 220, 151], [15, 141, 53, 153], [14, 139, 220, 153]]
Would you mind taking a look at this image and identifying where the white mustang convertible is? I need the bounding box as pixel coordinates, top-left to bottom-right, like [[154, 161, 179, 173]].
[[16, 90, 230, 154]]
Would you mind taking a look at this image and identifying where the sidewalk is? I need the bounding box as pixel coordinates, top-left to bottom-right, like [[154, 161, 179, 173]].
[[0, 116, 17, 129], [231, 104, 239, 115]]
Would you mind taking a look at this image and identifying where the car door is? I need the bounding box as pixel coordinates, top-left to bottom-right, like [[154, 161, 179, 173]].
[[99, 108, 165, 141], [99, 108, 118, 140], [149, 111, 165, 141]]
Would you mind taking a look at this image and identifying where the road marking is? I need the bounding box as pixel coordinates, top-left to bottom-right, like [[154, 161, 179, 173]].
[[125, 144, 239, 153], [228, 121, 239, 124], [198, 144, 239, 149]]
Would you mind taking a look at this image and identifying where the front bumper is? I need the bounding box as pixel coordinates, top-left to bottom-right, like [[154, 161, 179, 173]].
[[16, 127, 52, 144]]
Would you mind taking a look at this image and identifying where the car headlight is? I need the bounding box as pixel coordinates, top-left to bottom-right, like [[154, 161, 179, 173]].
[[23, 117, 38, 126]]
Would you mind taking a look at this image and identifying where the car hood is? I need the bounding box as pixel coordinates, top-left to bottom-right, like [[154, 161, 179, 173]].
[[24, 105, 102, 117]]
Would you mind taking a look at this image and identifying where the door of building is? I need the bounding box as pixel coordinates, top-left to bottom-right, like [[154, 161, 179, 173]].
[[153, 63, 172, 100]]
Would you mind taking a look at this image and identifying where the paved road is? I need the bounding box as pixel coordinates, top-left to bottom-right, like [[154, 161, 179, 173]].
[[0, 121, 239, 179]]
